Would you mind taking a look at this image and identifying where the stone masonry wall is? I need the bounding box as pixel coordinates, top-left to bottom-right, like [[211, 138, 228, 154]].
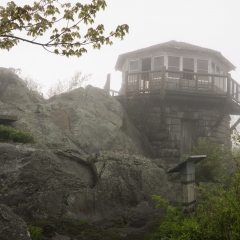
[[126, 97, 231, 162]]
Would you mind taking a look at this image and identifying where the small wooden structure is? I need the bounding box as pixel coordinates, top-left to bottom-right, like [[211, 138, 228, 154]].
[[166, 155, 207, 212]]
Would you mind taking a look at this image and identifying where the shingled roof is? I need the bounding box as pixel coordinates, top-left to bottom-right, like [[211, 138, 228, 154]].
[[115, 40, 236, 72]]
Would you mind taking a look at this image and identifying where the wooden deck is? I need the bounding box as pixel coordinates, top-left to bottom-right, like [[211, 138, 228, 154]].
[[110, 67, 240, 115]]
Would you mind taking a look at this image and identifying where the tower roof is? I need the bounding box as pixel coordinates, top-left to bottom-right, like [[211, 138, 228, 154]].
[[115, 40, 236, 72]]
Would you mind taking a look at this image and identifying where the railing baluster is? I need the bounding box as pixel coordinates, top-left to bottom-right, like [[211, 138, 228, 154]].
[[137, 73, 140, 93], [232, 80, 235, 97], [195, 74, 198, 91], [179, 72, 182, 91], [143, 73, 145, 93], [237, 85, 239, 101], [124, 71, 128, 108], [148, 72, 151, 91], [211, 76, 215, 93], [227, 73, 231, 100]]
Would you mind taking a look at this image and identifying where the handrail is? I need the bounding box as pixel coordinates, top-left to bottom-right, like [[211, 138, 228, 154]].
[[125, 67, 240, 103], [128, 69, 162, 75], [128, 69, 228, 78], [110, 89, 119, 96]]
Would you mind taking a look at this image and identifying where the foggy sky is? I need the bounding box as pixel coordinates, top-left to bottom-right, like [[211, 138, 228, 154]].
[[1, 0, 240, 94]]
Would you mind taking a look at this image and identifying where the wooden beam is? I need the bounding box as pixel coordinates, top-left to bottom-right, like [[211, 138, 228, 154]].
[[230, 117, 240, 131], [214, 104, 228, 128]]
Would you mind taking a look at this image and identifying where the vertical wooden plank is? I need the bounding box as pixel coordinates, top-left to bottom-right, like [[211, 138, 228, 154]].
[[232, 80, 235, 97], [161, 66, 166, 96], [137, 73, 140, 93], [124, 71, 128, 108], [195, 74, 198, 91], [142, 73, 145, 93], [211, 75, 215, 93], [179, 72, 182, 91], [227, 73, 231, 100], [237, 84, 240, 101], [148, 71, 151, 91]]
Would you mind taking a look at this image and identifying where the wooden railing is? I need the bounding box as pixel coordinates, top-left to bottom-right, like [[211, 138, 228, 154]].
[[124, 66, 240, 102], [110, 89, 119, 96]]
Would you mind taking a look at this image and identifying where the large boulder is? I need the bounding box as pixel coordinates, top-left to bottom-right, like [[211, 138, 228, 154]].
[[0, 67, 152, 156], [0, 203, 31, 240], [0, 143, 180, 227]]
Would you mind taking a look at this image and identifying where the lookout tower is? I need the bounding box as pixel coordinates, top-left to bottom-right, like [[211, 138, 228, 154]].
[[112, 41, 240, 162]]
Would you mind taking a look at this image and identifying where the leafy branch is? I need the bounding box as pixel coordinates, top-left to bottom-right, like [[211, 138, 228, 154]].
[[0, 0, 129, 57]]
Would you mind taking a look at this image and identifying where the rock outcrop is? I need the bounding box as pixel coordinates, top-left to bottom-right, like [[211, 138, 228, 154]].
[[0, 143, 180, 225], [0, 67, 152, 157], [0, 68, 180, 238], [0, 203, 31, 240]]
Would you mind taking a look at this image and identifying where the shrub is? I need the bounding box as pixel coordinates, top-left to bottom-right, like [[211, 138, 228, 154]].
[[28, 225, 43, 240], [0, 124, 34, 143], [191, 139, 226, 182], [146, 165, 240, 240]]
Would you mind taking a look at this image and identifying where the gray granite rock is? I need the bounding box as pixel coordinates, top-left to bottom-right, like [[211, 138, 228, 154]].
[[0, 203, 31, 240]]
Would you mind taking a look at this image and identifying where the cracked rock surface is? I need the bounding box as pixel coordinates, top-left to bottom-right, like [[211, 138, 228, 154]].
[[0, 67, 152, 157], [0, 143, 180, 226], [0, 203, 31, 240]]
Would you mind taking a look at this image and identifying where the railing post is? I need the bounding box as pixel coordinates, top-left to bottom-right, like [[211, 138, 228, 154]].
[[148, 71, 151, 91], [211, 76, 215, 93], [237, 86, 239, 101], [232, 80, 235, 97], [227, 73, 231, 100], [179, 72, 182, 91], [124, 71, 128, 108], [137, 73, 140, 93], [195, 74, 198, 91], [103, 73, 111, 95], [161, 66, 166, 96]]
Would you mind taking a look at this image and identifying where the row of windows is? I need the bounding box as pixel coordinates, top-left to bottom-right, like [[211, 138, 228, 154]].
[[129, 56, 225, 76]]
